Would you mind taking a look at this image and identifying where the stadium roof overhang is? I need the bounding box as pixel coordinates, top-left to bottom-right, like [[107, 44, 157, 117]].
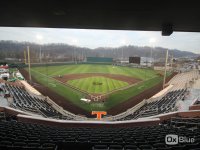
[[0, 1, 200, 33]]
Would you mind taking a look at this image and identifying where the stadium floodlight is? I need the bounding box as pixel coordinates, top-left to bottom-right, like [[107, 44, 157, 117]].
[[163, 49, 169, 89], [36, 34, 43, 40], [149, 38, 156, 44], [120, 39, 127, 60], [36, 34, 43, 63], [71, 38, 78, 45], [71, 38, 78, 63], [24, 49, 26, 64], [149, 38, 156, 66], [27, 46, 31, 81]]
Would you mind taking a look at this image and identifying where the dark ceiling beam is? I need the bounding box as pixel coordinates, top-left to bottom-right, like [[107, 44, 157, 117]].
[[0, 1, 200, 32]]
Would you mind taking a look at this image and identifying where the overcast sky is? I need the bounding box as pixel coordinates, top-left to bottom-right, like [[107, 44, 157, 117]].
[[0, 27, 199, 54]]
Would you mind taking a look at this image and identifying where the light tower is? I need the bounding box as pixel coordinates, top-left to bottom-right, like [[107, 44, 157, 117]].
[[149, 38, 156, 67], [27, 46, 31, 82], [71, 39, 78, 64], [171, 50, 174, 71], [163, 49, 169, 89], [24, 49, 27, 64], [120, 39, 127, 61], [36, 34, 43, 63]]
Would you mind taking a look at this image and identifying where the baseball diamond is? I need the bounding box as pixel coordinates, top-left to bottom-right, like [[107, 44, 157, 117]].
[[23, 64, 166, 112]]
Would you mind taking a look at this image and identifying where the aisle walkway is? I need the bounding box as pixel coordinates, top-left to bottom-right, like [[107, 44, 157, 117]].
[[0, 96, 8, 107]]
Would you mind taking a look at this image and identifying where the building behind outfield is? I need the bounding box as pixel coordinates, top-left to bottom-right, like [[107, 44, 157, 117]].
[[140, 57, 154, 67], [86, 57, 113, 63]]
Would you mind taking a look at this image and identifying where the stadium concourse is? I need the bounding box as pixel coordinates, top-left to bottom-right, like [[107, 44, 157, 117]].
[[0, 68, 200, 149]]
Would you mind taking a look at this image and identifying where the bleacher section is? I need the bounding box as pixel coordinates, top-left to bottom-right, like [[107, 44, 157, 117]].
[[0, 118, 200, 150], [1, 83, 73, 120], [168, 70, 199, 91], [108, 70, 199, 121], [171, 117, 200, 128], [118, 89, 187, 121]]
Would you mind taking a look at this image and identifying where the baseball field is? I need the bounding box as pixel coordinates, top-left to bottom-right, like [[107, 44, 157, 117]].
[[27, 64, 164, 112]]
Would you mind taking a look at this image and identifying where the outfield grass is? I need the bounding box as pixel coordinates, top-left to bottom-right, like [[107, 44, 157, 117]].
[[67, 76, 129, 94], [104, 76, 163, 110], [31, 64, 157, 80], [28, 64, 163, 112]]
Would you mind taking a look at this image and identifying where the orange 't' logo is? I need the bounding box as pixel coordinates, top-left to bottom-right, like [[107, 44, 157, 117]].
[[91, 111, 107, 120]]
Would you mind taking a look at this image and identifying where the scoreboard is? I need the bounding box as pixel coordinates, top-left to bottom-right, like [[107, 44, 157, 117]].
[[129, 57, 141, 64]]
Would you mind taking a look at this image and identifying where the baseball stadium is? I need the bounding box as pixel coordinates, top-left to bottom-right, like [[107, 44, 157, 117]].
[[1, 51, 200, 149], [1, 2, 200, 149], [22, 60, 166, 114]]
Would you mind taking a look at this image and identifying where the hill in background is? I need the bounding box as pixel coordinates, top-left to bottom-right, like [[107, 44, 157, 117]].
[[0, 40, 198, 63]]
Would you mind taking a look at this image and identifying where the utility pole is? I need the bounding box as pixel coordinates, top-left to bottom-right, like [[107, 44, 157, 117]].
[[163, 49, 168, 89], [27, 46, 31, 82]]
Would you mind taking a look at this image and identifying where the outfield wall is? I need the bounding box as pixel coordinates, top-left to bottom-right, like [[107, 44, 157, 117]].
[[87, 57, 113, 63]]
